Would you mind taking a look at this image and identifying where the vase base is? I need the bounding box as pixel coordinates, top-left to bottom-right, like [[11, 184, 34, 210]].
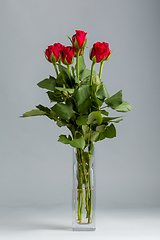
[[72, 227, 96, 231]]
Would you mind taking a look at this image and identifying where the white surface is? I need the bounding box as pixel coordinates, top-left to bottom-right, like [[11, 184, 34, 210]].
[[0, 205, 160, 240]]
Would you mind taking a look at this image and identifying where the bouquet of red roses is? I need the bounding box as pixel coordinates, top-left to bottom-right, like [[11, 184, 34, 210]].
[[22, 30, 132, 226]]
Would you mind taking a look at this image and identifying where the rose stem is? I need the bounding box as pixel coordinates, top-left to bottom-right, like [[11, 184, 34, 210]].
[[90, 62, 95, 85], [77, 149, 84, 223], [80, 149, 88, 222], [76, 50, 80, 83], [80, 163, 84, 222], [80, 148, 90, 220], [53, 63, 58, 77], [86, 133, 91, 220], [78, 188, 81, 222], [77, 150, 81, 222], [99, 61, 105, 79], [77, 153, 81, 222], [85, 166, 89, 218], [88, 154, 92, 223], [67, 65, 71, 79]]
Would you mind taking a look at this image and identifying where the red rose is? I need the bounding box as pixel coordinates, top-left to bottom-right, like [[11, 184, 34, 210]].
[[61, 46, 74, 65], [90, 42, 111, 63], [72, 30, 87, 50], [45, 43, 64, 63]]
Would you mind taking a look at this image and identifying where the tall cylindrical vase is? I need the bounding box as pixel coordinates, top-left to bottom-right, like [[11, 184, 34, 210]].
[[72, 145, 96, 231]]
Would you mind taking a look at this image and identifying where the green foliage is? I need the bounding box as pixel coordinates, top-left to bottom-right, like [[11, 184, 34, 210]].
[[96, 84, 109, 100], [55, 87, 74, 94], [22, 37, 132, 150], [36, 104, 57, 120], [58, 64, 69, 75], [87, 111, 103, 125], [115, 101, 133, 112], [92, 75, 101, 89], [96, 123, 116, 141], [79, 69, 96, 83], [78, 98, 92, 114], [75, 85, 92, 106], [58, 134, 72, 144], [100, 110, 109, 116], [102, 116, 123, 123], [37, 76, 56, 91], [47, 91, 63, 102], [58, 133, 85, 149], [76, 115, 88, 126], [21, 109, 46, 117], [69, 137, 85, 149], [105, 90, 123, 109], [51, 103, 75, 120]]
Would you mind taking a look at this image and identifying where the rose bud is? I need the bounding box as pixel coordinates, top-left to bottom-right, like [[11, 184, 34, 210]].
[[72, 30, 87, 51], [90, 42, 111, 63], [45, 43, 64, 64], [61, 46, 74, 65]]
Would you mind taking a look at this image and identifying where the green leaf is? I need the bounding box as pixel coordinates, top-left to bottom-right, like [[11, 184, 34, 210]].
[[111, 119, 123, 123], [103, 116, 123, 123], [92, 75, 101, 89], [78, 98, 92, 114], [67, 35, 73, 44], [57, 70, 71, 87], [98, 123, 116, 141], [79, 69, 96, 83], [87, 111, 103, 125], [47, 91, 63, 102], [51, 103, 75, 120], [90, 130, 99, 142], [96, 84, 109, 100], [36, 104, 50, 114], [58, 65, 68, 75], [56, 120, 66, 127], [115, 101, 133, 112], [100, 110, 109, 116], [36, 104, 57, 120], [58, 134, 72, 144], [96, 125, 106, 133], [103, 124, 116, 138], [92, 94, 103, 107], [105, 90, 123, 109], [82, 125, 89, 135], [75, 85, 92, 106], [55, 87, 74, 94], [37, 76, 56, 91], [74, 131, 83, 139], [20, 109, 45, 118], [89, 141, 94, 155], [70, 137, 85, 149], [82, 125, 89, 141], [76, 115, 88, 126]]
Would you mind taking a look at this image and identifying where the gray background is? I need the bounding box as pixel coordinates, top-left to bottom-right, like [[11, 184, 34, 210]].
[[0, 0, 160, 210]]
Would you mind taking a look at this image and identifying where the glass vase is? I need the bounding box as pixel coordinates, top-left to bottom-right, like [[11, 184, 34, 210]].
[[72, 145, 96, 231]]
